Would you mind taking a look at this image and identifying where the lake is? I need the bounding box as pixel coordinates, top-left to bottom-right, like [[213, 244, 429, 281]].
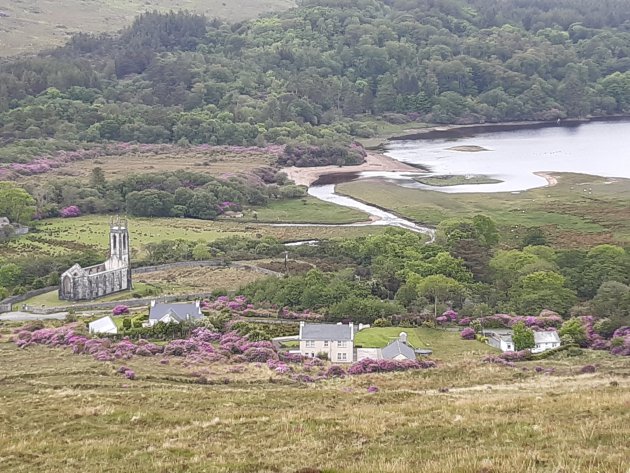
[[381, 119, 630, 193]]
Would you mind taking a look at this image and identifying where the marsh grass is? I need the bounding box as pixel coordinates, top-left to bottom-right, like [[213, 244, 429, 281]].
[[338, 173, 630, 247], [0, 336, 628, 473]]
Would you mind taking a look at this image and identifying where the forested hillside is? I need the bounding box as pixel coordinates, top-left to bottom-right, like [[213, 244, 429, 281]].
[[1, 0, 630, 162]]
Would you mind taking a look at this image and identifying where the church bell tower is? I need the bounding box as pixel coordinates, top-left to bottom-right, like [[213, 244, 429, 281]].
[[109, 216, 130, 267]]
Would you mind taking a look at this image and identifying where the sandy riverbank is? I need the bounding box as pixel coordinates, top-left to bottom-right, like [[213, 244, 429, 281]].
[[534, 172, 559, 186], [282, 153, 423, 187]]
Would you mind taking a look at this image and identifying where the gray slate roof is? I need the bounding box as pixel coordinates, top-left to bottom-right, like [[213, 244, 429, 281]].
[[382, 340, 416, 360], [534, 331, 561, 344], [301, 323, 353, 341], [149, 302, 203, 322]]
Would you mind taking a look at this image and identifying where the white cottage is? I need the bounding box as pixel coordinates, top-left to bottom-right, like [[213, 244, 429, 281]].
[[88, 316, 118, 335], [486, 330, 560, 353], [356, 332, 417, 361], [532, 331, 561, 353], [299, 322, 354, 363], [486, 332, 515, 352], [148, 301, 203, 326]]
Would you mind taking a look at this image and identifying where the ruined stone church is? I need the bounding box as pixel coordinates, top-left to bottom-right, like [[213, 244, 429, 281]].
[[59, 217, 132, 301]]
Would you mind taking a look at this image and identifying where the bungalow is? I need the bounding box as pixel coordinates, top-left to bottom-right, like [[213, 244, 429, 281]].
[[356, 332, 417, 361], [148, 301, 203, 327], [299, 321, 354, 363], [533, 331, 561, 353], [486, 330, 560, 353], [88, 315, 118, 335]]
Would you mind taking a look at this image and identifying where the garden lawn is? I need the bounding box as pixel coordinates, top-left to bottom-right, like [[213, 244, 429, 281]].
[[337, 173, 630, 248], [0, 338, 628, 473], [355, 327, 497, 361]]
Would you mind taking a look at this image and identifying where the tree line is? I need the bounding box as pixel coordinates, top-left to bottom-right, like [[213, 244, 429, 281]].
[[0, 1, 629, 162]]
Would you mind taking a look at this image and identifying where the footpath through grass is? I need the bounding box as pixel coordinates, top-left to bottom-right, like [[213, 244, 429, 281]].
[[337, 173, 630, 248], [0, 338, 628, 473]]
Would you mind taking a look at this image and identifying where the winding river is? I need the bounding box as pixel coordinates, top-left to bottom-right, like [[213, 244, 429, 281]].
[[302, 119, 630, 238]]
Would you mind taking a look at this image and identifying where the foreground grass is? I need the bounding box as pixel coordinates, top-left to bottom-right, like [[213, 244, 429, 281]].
[[337, 173, 630, 248], [0, 339, 628, 473]]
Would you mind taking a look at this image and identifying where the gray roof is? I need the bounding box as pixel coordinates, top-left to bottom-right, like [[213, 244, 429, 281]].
[[301, 323, 353, 341], [534, 331, 560, 344], [382, 340, 416, 360], [149, 302, 203, 322]]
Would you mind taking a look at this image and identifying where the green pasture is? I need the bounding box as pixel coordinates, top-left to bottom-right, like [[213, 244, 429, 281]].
[[250, 197, 368, 224], [338, 173, 630, 247]]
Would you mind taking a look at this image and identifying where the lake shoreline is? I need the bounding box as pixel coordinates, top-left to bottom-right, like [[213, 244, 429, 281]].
[[281, 153, 423, 187], [388, 115, 630, 142]]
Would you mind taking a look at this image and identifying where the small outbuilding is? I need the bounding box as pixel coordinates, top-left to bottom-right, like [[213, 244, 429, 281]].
[[88, 316, 118, 335], [382, 332, 417, 360], [148, 301, 204, 326]]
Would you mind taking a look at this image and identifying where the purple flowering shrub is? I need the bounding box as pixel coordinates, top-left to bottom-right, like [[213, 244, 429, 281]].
[[112, 305, 130, 316], [59, 205, 81, 218], [460, 327, 476, 340], [13, 322, 441, 381], [347, 358, 436, 375]]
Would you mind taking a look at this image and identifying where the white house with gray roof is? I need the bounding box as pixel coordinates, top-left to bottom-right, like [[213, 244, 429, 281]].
[[533, 331, 561, 353], [148, 300, 203, 326], [299, 322, 355, 363], [357, 332, 417, 361], [486, 330, 560, 353]]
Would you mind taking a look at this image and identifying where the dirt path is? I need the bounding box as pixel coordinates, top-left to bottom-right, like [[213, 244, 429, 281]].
[[281, 153, 423, 187]]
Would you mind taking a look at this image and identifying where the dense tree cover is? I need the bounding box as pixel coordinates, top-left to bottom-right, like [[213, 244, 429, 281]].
[[19, 167, 304, 219], [0, 182, 36, 224], [0, 1, 629, 162]]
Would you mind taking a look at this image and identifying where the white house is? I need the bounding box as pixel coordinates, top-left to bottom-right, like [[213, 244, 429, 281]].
[[299, 322, 354, 363], [148, 301, 203, 326], [532, 331, 561, 353], [486, 330, 560, 353], [357, 332, 417, 361], [486, 332, 515, 352], [88, 316, 118, 335]]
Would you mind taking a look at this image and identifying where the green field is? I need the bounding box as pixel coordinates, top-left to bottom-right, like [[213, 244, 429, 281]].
[[355, 327, 496, 361], [0, 0, 294, 57], [250, 197, 368, 224], [413, 174, 502, 187], [18, 283, 154, 309], [0, 336, 628, 472], [338, 173, 630, 248]]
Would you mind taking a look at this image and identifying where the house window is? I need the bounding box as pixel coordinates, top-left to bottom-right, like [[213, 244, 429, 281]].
[[323, 341, 329, 347], [337, 341, 346, 348], [337, 353, 347, 361], [305, 340, 315, 348]]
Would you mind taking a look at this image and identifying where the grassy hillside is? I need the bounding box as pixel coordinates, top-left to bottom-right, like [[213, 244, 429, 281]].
[[0, 338, 628, 472], [0, 0, 295, 56]]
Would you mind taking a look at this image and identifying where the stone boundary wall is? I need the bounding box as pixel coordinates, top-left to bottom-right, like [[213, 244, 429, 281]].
[[131, 260, 227, 275], [23, 292, 217, 315], [0, 260, 282, 314], [0, 286, 57, 313]]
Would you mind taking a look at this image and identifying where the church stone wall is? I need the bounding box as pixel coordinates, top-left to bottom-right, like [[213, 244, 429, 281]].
[[59, 218, 132, 301]]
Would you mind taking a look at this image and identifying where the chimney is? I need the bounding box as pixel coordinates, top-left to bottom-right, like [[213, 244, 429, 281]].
[[399, 332, 408, 344], [150, 300, 156, 307], [349, 322, 354, 340], [299, 321, 304, 340]]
